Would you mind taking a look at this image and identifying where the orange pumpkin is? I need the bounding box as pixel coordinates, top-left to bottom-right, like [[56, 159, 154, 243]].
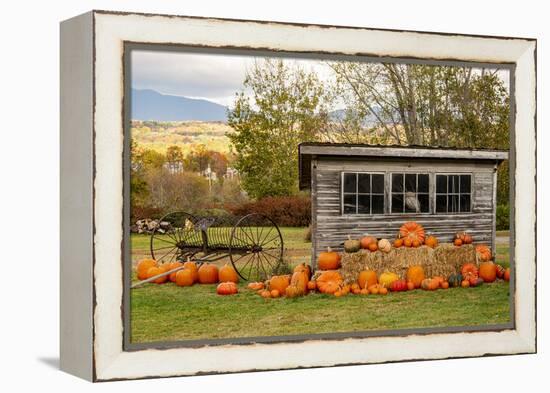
[[475, 244, 492, 262], [270, 289, 280, 298], [399, 221, 425, 243], [461, 263, 479, 279], [412, 239, 421, 248], [404, 238, 413, 248], [504, 268, 510, 281], [454, 238, 463, 247], [424, 235, 438, 248], [219, 264, 239, 283], [269, 275, 291, 293], [368, 285, 379, 295], [316, 271, 343, 294], [285, 285, 303, 298], [146, 266, 168, 284], [360, 288, 369, 295], [216, 281, 238, 295], [379, 287, 388, 295], [406, 265, 425, 288], [198, 263, 219, 284], [441, 281, 449, 289], [259, 290, 271, 298], [479, 261, 497, 283], [393, 236, 404, 248], [183, 260, 199, 282], [368, 242, 379, 252], [175, 268, 195, 287], [318, 247, 341, 270], [360, 236, 377, 249], [358, 270, 378, 289], [136, 259, 157, 280], [167, 262, 183, 282], [461, 279, 470, 288], [307, 280, 317, 291], [463, 233, 473, 244], [406, 280, 415, 291]]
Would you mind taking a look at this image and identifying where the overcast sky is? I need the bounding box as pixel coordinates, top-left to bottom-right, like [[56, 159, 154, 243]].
[[131, 49, 509, 108], [131, 50, 335, 107]]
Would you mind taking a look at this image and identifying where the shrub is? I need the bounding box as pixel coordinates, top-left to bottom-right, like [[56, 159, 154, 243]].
[[131, 205, 164, 223], [229, 195, 311, 227], [496, 204, 510, 230]]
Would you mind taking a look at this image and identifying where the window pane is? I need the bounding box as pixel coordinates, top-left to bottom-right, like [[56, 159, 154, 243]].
[[405, 174, 417, 192], [460, 175, 471, 194], [405, 192, 420, 212], [372, 174, 384, 193], [449, 194, 459, 212], [392, 174, 403, 192], [436, 175, 447, 193], [344, 173, 357, 193], [436, 195, 447, 213], [460, 195, 471, 212], [449, 175, 460, 193], [343, 194, 356, 214], [418, 174, 429, 193], [357, 173, 370, 193], [372, 195, 384, 214], [357, 195, 370, 214], [392, 194, 403, 213], [418, 194, 430, 213]]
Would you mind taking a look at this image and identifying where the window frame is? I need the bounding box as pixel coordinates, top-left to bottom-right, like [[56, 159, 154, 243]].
[[389, 171, 432, 215], [340, 171, 386, 216], [434, 172, 473, 214]]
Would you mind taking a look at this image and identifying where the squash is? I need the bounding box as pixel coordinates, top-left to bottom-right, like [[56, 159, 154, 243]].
[[479, 261, 497, 283], [399, 221, 425, 244], [344, 235, 361, 253], [219, 264, 239, 283], [360, 235, 377, 249], [406, 265, 425, 288], [368, 284, 380, 295], [316, 271, 344, 294], [318, 247, 341, 270], [469, 277, 484, 287], [289, 270, 309, 295], [198, 263, 219, 284], [504, 268, 510, 281], [461, 279, 470, 288], [146, 266, 168, 284], [424, 235, 438, 248], [475, 244, 492, 262], [379, 272, 400, 288], [421, 278, 439, 290], [390, 279, 408, 292], [378, 239, 392, 253], [247, 281, 264, 290], [285, 285, 303, 298], [358, 270, 378, 289], [259, 290, 271, 298], [136, 259, 157, 280], [216, 282, 238, 295], [269, 275, 291, 294], [495, 264, 505, 279], [447, 273, 463, 288], [293, 263, 312, 280], [175, 268, 195, 287]]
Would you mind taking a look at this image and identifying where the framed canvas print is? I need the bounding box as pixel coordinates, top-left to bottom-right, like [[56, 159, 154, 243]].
[[60, 10, 537, 381]]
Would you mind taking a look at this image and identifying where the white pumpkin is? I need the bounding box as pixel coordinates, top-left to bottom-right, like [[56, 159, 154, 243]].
[[378, 238, 392, 253]]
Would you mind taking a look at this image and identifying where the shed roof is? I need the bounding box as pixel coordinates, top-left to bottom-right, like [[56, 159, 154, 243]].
[[299, 142, 509, 190]]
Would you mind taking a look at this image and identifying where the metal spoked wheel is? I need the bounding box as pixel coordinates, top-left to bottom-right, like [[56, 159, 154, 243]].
[[229, 213, 284, 282], [150, 211, 201, 264]]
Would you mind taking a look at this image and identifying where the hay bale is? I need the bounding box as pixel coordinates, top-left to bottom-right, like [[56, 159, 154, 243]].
[[339, 244, 476, 284]]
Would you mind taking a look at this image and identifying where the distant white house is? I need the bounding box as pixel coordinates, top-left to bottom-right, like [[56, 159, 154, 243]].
[[224, 167, 239, 180], [164, 161, 184, 174]]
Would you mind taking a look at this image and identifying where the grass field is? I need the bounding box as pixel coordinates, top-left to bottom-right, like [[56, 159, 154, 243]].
[[130, 228, 512, 344]]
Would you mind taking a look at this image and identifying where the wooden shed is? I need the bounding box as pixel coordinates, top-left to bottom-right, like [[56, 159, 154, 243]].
[[298, 143, 508, 268]]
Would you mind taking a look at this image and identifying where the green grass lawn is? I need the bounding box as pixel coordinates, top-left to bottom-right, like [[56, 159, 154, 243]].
[[130, 228, 512, 344]]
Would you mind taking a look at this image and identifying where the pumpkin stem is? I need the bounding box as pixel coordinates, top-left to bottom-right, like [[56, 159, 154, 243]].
[[327, 246, 332, 252]]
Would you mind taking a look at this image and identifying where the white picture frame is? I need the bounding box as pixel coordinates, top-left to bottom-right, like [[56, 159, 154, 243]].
[[60, 10, 536, 381]]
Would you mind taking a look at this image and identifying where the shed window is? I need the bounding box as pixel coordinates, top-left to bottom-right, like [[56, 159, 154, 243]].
[[391, 173, 430, 213], [435, 174, 472, 213], [342, 173, 384, 214]]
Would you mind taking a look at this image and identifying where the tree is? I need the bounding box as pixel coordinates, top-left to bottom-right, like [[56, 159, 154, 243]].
[[228, 59, 329, 199]]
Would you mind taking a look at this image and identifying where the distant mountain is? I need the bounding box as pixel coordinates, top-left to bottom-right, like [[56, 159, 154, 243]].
[[131, 89, 228, 122]]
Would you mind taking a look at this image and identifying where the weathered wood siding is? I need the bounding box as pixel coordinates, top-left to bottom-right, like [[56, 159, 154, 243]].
[[310, 157, 498, 268]]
